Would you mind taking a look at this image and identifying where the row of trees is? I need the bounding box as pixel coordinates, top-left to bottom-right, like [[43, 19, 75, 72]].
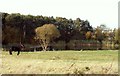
[[2, 13, 119, 50], [2, 13, 93, 44]]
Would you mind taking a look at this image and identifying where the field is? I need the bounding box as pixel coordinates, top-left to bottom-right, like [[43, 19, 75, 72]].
[[0, 50, 118, 74]]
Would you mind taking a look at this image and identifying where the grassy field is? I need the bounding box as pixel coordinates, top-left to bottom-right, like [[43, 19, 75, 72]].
[[0, 50, 118, 74]]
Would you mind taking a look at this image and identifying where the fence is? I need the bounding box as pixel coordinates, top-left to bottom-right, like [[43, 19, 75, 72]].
[[2, 40, 119, 51]]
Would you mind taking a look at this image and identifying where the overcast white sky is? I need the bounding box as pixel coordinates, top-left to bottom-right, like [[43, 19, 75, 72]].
[[0, 0, 119, 29]]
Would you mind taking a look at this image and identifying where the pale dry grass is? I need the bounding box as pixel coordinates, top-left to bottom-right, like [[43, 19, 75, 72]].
[[1, 50, 118, 74]]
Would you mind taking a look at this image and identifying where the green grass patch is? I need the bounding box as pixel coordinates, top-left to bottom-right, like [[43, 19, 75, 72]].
[[2, 50, 118, 61]]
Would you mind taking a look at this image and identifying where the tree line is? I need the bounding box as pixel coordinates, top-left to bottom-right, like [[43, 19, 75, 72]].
[[2, 13, 120, 50]]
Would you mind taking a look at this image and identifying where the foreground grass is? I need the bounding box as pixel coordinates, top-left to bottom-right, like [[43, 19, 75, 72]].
[[1, 50, 118, 74]]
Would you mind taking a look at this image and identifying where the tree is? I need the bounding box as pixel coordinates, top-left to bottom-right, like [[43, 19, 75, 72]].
[[74, 18, 81, 30], [4, 13, 24, 43], [114, 28, 118, 42], [2, 26, 20, 44], [114, 28, 120, 43], [85, 31, 92, 39], [95, 26, 104, 49], [35, 24, 60, 51], [100, 24, 106, 31]]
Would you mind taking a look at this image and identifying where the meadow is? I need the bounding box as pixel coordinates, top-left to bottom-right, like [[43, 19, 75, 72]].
[[0, 50, 118, 74]]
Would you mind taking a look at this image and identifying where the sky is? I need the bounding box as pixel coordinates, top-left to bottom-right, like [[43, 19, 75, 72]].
[[0, 0, 119, 29]]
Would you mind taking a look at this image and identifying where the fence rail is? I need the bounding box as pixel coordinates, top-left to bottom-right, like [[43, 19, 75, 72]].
[[2, 40, 119, 51]]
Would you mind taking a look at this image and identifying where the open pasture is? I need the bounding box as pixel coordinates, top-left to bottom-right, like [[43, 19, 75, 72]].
[[0, 50, 118, 74]]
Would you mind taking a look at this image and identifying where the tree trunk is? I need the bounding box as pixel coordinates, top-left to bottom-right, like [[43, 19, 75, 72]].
[[44, 46, 47, 51], [99, 40, 102, 50]]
